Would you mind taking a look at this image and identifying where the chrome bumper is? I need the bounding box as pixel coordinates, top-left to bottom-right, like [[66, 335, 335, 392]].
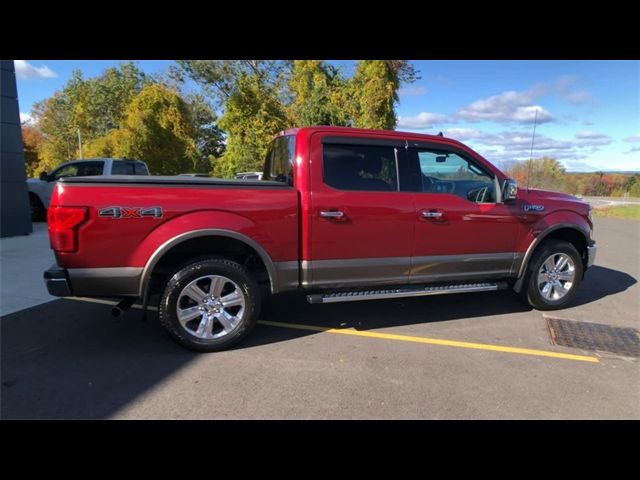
[[587, 242, 597, 268]]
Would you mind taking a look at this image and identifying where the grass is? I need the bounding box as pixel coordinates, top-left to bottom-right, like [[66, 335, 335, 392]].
[[593, 204, 640, 220]]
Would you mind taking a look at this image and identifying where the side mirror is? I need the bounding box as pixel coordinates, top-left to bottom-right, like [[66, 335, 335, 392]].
[[39, 172, 51, 182], [502, 179, 518, 202]]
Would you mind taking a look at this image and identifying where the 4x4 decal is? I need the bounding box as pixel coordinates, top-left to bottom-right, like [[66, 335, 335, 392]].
[[98, 206, 163, 219]]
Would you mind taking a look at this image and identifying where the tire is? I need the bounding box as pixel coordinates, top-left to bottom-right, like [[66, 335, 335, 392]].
[[523, 239, 583, 310], [29, 194, 45, 222], [159, 258, 261, 352]]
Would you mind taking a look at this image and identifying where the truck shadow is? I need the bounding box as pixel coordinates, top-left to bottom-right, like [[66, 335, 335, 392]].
[[247, 265, 636, 346], [0, 266, 633, 419]]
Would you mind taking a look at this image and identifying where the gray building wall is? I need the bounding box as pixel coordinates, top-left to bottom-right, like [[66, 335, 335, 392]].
[[1, 60, 32, 237]]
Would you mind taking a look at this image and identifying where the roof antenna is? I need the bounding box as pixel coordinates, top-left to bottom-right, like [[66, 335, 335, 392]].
[[437, 131, 443, 136], [526, 108, 539, 191]]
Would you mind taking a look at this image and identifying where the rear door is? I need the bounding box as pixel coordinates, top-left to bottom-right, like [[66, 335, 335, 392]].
[[408, 145, 519, 283], [307, 134, 415, 288]]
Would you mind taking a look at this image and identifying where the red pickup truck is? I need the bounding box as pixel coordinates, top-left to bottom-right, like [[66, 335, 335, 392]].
[[44, 126, 597, 352]]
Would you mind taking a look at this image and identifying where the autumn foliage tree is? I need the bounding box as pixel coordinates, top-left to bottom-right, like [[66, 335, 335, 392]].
[[172, 60, 419, 177], [21, 123, 45, 177], [28, 62, 223, 175], [83, 83, 200, 175]]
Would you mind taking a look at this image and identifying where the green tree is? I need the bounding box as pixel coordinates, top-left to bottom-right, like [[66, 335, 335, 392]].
[[84, 83, 199, 175], [287, 60, 349, 127], [347, 60, 418, 129], [33, 62, 147, 172], [214, 74, 288, 178], [184, 93, 225, 173], [172, 59, 419, 177]]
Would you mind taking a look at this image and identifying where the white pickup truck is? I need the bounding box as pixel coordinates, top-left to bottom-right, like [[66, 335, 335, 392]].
[[28, 158, 150, 221]]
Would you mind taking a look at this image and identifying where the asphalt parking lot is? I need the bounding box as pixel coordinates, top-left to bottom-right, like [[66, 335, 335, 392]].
[[1, 217, 638, 419]]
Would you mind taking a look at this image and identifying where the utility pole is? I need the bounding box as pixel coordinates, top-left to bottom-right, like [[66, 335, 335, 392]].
[[77, 127, 83, 159]]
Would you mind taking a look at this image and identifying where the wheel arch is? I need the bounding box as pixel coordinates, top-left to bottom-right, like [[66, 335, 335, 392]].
[[513, 223, 590, 292], [139, 229, 281, 300]]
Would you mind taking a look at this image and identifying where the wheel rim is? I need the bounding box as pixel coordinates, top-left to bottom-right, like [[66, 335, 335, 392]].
[[176, 275, 246, 340], [537, 253, 575, 301]]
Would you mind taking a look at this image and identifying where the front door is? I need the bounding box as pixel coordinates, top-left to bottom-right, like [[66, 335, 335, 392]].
[[409, 146, 520, 283], [307, 135, 415, 288]]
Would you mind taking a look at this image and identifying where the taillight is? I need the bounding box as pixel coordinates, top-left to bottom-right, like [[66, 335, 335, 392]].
[[47, 206, 88, 252]]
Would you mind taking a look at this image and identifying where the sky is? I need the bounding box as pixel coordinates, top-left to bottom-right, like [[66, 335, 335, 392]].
[[14, 59, 640, 172]]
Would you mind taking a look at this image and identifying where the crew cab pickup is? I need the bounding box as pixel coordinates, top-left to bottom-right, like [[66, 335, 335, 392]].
[[28, 158, 150, 221], [44, 126, 597, 352]]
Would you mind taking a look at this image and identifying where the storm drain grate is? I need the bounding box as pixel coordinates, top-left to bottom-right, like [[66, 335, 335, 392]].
[[546, 318, 640, 357]]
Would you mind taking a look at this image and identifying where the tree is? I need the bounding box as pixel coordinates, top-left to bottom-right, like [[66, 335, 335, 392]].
[[184, 93, 225, 173], [214, 74, 288, 178], [287, 60, 349, 127], [173, 59, 419, 177], [506, 157, 567, 192], [21, 123, 45, 176], [33, 62, 148, 171], [83, 83, 199, 175], [347, 60, 419, 129]]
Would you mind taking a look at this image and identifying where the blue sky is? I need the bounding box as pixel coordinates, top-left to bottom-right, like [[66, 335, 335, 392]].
[[14, 60, 640, 172]]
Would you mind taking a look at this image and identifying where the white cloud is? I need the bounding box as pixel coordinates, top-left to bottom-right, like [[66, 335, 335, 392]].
[[444, 128, 485, 140], [574, 131, 612, 146], [445, 128, 613, 169], [624, 133, 640, 143], [20, 112, 33, 124], [457, 88, 554, 124], [14, 60, 57, 79], [554, 75, 593, 105], [398, 86, 428, 97], [397, 112, 449, 129]]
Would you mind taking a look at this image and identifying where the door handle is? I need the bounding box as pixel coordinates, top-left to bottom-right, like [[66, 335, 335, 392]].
[[421, 211, 443, 219], [320, 210, 345, 219]]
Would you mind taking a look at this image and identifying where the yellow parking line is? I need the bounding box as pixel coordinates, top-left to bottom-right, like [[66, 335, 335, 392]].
[[257, 320, 600, 363], [66, 298, 598, 363]]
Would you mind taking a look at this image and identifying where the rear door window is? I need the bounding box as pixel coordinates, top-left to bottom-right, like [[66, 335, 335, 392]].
[[323, 144, 398, 192]]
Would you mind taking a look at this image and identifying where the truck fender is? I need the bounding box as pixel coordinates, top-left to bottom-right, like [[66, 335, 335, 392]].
[[512, 211, 591, 293], [133, 211, 283, 298]]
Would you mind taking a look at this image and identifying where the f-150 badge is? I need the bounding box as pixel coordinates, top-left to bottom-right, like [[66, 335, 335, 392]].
[[524, 204, 545, 212], [98, 206, 163, 219]]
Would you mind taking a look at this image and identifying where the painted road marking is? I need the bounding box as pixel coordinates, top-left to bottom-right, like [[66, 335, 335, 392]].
[[66, 297, 599, 363], [257, 320, 600, 363]]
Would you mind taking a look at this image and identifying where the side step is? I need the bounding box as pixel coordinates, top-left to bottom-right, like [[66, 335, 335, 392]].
[[307, 282, 507, 304]]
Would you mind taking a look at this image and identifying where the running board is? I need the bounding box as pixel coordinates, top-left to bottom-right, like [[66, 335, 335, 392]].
[[306, 282, 507, 304]]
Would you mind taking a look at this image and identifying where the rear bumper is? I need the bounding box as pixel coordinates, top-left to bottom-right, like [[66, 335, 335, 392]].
[[43, 265, 142, 297], [44, 265, 72, 297], [587, 241, 597, 268]]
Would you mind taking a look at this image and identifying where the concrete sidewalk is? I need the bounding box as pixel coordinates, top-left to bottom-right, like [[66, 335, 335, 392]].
[[0, 223, 55, 316]]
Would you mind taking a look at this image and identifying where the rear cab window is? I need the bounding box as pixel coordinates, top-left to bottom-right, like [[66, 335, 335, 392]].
[[111, 161, 149, 175], [263, 135, 295, 185]]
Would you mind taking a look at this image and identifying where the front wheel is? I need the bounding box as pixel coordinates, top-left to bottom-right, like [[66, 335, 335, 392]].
[[159, 258, 261, 352], [524, 239, 583, 310]]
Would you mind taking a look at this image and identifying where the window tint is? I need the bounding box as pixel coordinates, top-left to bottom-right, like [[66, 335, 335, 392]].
[[263, 135, 295, 185], [416, 149, 495, 203], [112, 161, 135, 175], [76, 162, 104, 177], [323, 144, 398, 192]]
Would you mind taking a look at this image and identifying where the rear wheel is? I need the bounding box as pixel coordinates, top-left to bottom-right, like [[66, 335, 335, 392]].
[[159, 258, 261, 352], [524, 239, 583, 310], [29, 194, 45, 222]]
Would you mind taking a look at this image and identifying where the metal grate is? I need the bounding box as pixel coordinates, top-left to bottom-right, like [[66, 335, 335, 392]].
[[546, 318, 640, 357]]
